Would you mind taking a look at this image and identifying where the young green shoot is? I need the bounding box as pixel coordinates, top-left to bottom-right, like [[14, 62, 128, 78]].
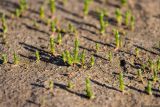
[[49, 0, 56, 15], [125, 10, 131, 26], [49, 80, 54, 92], [115, 8, 122, 26], [35, 50, 40, 63], [1, 15, 7, 34], [85, 77, 95, 99], [137, 69, 144, 84], [107, 51, 113, 62], [121, 0, 127, 6], [57, 33, 62, 45], [119, 72, 125, 93], [157, 58, 160, 70], [13, 52, 19, 65], [115, 30, 120, 50], [81, 50, 85, 67], [99, 11, 108, 34], [40, 5, 45, 20], [67, 80, 74, 89], [65, 50, 73, 66], [73, 38, 79, 63], [90, 55, 95, 67], [153, 69, 158, 82], [95, 43, 100, 53], [130, 16, 135, 31], [68, 23, 76, 34], [83, 0, 93, 16], [135, 47, 139, 57], [51, 19, 57, 33], [50, 36, 55, 55], [145, 81, 152, 95], [15, 9, 21, 17], [148, 59, 154, 72], [2, 54, 7, 64]]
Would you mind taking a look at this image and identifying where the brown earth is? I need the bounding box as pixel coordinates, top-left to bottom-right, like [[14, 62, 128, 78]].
[[0, 0, 160, 107]]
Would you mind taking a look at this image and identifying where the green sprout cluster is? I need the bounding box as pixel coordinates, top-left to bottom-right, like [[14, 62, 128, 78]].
[[67, 80, 74, 89], [50, 36, 55, 55], [51, 19, 57, 33], [121, 0, 127, 6], [49, 0, 56, 15], [1, 15, 8, 34], [85, 77, 95, 99], [115, 8, 122, 26], [145, 81, 152, 95], [2, 54, 7, 64], [13, 53, 19, 65], [90, 55, 95, 67], [99, 11, 108, 34], [35, 50, 40, 63], [125, 10, 131, 26], [95, 43, 100, 53], [135, 47, 139, 57], [130, 16, 135, 31], [83, 0, 93, 16], [40, 5, 45, 20], [119, 72, 125, 92], [16, 0, 28, 17], [137, 69, 144, 83], [57, 33, 62, 45], [107, 51, 113, 62], [115, 30, 121, 50]]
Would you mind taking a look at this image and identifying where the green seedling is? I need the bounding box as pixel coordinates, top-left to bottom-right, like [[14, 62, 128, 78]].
[[62, 52, 66, 63], [137, 69, 144, 84], [49, 80, 54, 92], [50, 36, 55, 55], [40, 6, 45, 19], [121, 0, 127, 6], [83, 0, 92, 16], [1, 15, 7, 33], [2, 54, 7, 64], [35, 50, 40, 62], [15, 9, 21, 17], [156, 58, 160, 70], [119, 72, 125, 92], [135, 48, 139, 57], [13, 53, 19, 65], [95, 43, 100, 53], [49, 0, 56, 15], [153, 69, 158, 82], [51, 19, 57, 32], [145, 81, 152, 95], [68, 23, 76, 33], [65, 50, 73, 65], [67, 80, 74, 89], [73, 38, 79, 63], [115, 30, 120, 50], [85, 77, 95, 99], [19, 0, 28, 11], [57, 33, 62, 45], [90, 55, 95, 67], [125, 10, 131, 26], [81, 50, 85, 66], [107, 51, 113, 62], [115, 8, 122, 26], [99, 11, 108, 34], [148, 59, 154, 72], [130, 16, 135, 31]]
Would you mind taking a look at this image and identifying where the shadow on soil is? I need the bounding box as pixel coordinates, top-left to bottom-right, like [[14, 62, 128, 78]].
[[54, 83, 88, 99], [91, 79, 121, 92], [19, 42, 66, 66]]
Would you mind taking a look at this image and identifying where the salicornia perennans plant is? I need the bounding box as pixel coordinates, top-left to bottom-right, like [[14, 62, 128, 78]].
[[2, 54, 7, 64], [35, 50, 40, 62], [115, 30, 120, 50], [125, 10, 131, 26], [51, 19, 57, 32], [90, 55, 95, 67], [121, 0, 127, 6], [85, 77, 95, 99], [145, 81, 152, 95], [135, 47, 139, 57], [13, 52, 19, 65], [49, 0, 56, 15], [40, 5, 45, 20], [95, 43, 100, 53], [83, 0, 92, 16], [99, 11, 108, 34], [107, 51, 113, 62], [73, 38, 79, 63], [115, 8, 122, 26], [50, 36, 55, 55], [137, 69, 144, 84], [119, 72, 125, 92], [153, 69, 158, 82], [67, 80, 74, 89], [57, 33, 62, 45], [1, 14, 7, 34], [130, 16, 135, 31]]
